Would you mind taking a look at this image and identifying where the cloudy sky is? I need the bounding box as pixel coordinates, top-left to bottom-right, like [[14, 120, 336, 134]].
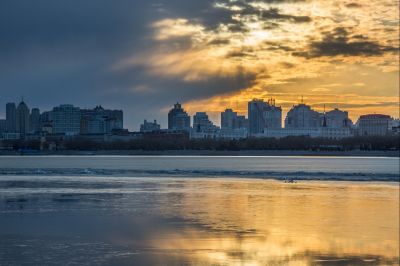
[[0, 0, 398, 130]]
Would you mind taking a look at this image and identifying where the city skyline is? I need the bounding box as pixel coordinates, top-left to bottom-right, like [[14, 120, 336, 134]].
[[0, 98, 397, 131], [0, 0, 398, 131]]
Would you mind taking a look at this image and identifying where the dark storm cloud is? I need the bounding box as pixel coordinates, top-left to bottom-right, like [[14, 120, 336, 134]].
[[0, 0, 307, 128], [351, 34, 369, 40], [261, 8, 312, 23], [158, 0, 236, 30], [0, 1, 155, 55], [1, 0, 397, 128], [207, 38, 231, 46], [310, 101, 399, 109], [293, 27, 399, 58], [0, 0, 257, 129], [227, 23, 250, 33], [345, 3, 362, 8], [225, 47, 256, 58], [97, 66, 256, 126], [279, 62, 295, 69], [214, 1, 311, 24], [264, 41, 295, 52], [0, 1, 260, 127]]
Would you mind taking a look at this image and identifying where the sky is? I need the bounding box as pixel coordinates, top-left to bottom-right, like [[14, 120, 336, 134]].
[[0, 0, 398, 130]]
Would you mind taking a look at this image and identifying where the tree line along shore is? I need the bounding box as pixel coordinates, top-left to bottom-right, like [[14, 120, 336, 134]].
[[1, 135, 398, 156]]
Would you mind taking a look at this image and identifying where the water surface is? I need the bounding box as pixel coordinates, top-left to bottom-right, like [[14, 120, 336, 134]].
[[0, 156, 399, 181], [0, 156, 399, 265]]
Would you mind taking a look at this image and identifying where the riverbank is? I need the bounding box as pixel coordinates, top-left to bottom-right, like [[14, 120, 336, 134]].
[[1, 149, 399, 157]]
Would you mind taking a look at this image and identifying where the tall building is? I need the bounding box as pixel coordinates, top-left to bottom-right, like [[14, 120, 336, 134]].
[[16, 100, 30, 136], [325, 108, 352, 128], [221, 109, 237, 129], [285, 103, 321, 128], [6, 102, 16, 132], [0, 119, 6, 133], [140, 119, 161, 132], [248, 99, 282, 135], [235, 115, 248, 129], [80, 106, 123, 134], [29, 108, 41, 133], [193, 112, 217, 132], [168, 103, 191, 131], [40, 111, 53, 124], [40, 111, 53, 134], [248, 99, 266, 135], [52, 104, 81, 135], [221, 109, 248, 129], [357, 114, 392, 136], [264, 99, 282, 129]]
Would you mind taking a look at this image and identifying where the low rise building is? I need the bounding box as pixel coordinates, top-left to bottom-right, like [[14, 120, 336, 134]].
[[219, 128, 248, 140], [140, 120, 161, 132], [357, 114, 392, 136], [389, 118, 400, 134], [0, 132, 21, 140], [256, 127, 352, 139], [320, 127, 352, 139], [255, 128, 321, 139]]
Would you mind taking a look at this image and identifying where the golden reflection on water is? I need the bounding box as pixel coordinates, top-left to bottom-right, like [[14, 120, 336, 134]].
[[148, 180, 399, 265]]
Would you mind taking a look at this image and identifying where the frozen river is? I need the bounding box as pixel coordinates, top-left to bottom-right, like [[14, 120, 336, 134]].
[[0, 156, 399, 265]]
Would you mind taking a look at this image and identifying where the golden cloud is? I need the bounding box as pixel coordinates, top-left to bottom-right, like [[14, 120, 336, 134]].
[[115, 0, 399, 120]]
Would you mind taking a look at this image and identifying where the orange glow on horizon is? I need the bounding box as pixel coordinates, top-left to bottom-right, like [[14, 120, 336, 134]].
[[115, 0, 399, 120]]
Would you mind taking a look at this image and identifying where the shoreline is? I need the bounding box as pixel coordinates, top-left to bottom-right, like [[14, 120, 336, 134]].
[[1, 149, 399, 157], [0, 174, 398, 183]]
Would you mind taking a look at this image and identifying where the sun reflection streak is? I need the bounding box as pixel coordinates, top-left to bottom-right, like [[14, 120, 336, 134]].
[[133, 180, 400, 265]]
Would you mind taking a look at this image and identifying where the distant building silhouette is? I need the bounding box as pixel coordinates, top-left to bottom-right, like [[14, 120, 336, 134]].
[[16, 100, 30, 136], [6, 102, 16, 133], [168, 103, 190, 131], [52, 104, 81, 135], [248, 99, 282, 135], [325, 108, 353, 128], [29, 108, 41, 134], [285, 103, 320, 128], [80, 105, 123, 134], [1, 98, 397, 141], [40, 111, 53, 134], [0, 119, 6, 133], [221, 109, 248, 130], [221, 109, 237, 129], [357, 114, 392, 136], [193, 112, 217, 132], [264, 99, 282, 129], [140, 119, 160, 132]]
